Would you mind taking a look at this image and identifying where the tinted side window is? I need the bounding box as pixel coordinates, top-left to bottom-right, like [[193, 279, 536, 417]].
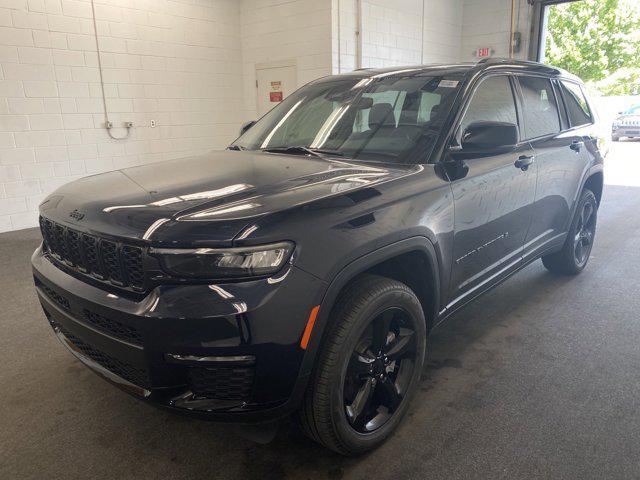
[[459, 75, 518, 142], [560, 80, 593, 127], [517, 76, 560, 139], [553, 81, 569, 129]]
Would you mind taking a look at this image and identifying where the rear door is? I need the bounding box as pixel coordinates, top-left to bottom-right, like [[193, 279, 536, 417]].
[[447, 74, 537, 308], [519, 76, 592, 261]]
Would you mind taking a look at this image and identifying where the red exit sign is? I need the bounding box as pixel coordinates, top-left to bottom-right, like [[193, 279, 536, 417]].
[[476, 47, 492, 58]]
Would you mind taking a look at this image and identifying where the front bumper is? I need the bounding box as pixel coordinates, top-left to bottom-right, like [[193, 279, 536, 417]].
[[612, 126, 640, 137], [32, 245, 326, 422]]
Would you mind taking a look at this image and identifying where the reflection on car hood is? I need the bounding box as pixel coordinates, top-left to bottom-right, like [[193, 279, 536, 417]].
[[39, 150, 418, 244]]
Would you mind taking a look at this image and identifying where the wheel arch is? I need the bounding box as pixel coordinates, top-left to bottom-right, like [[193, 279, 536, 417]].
[[566, 166, 603, 232], [583, 170, 603, 206], [299, 236, 441, 378]]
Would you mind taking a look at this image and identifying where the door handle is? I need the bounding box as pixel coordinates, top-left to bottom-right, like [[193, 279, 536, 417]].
[[570, 140, 583, 152], [514, 155, 534, 171]]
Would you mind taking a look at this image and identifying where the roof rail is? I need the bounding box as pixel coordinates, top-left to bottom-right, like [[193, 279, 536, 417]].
[[475, 57, 562, 75], [476, 57, 511, 65]]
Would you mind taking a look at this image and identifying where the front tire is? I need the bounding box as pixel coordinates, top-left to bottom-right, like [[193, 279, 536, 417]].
[[542, 188, 598, 275], [297, 275, 426, 455]]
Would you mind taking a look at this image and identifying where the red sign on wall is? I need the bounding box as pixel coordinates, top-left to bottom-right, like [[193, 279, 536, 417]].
[[270, 91, 283, 102], [476, 47, 492, 58]]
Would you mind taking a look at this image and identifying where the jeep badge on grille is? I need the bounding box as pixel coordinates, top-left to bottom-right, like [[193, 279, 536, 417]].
[[69, 209, 85, 221]]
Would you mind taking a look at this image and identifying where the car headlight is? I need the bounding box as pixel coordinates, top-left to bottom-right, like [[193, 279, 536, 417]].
[[151, 241, 294, 279]]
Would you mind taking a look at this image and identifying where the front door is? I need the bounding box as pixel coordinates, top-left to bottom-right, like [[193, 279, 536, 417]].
[[447, 74, 537, 308]]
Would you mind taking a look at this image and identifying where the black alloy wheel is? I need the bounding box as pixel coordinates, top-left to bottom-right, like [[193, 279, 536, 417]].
[[297, 275, 426, 455], [542, 188, 598, 275], [573, 199, 596, 267], [343, 307, 417, 433]]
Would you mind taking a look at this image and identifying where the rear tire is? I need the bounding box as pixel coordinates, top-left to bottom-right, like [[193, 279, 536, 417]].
[[297, 274, 426, 455], [542, 189, 597, 275]]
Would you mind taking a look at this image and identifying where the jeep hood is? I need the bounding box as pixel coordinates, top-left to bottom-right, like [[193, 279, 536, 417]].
[[39, 150, 417, 245]]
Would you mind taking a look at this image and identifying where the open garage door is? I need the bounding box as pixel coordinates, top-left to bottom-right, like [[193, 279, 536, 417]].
[[532, 0, 640, 186], [528, 0, 582, 63]]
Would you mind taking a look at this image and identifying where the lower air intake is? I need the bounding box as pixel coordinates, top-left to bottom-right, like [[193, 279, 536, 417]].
[[187, 365, 255, 402]]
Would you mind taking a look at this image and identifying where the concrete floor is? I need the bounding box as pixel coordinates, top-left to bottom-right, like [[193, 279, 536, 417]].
[[3, 142, 640, 479]]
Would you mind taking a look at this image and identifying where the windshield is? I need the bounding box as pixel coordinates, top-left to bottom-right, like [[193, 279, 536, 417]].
[[232, 73, 463, 163], [623, 105, 640, 115]]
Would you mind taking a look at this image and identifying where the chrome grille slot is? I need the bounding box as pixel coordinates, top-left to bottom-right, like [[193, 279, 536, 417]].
[[122, 246, 145, 289], [66, 229, 82, 267], [52, 223, 67, 260], [81, 234, 102, 278], [101, 240, 123, 284]]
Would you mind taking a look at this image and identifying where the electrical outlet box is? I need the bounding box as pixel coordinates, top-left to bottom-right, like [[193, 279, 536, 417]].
[[150, 120, 156, 128]]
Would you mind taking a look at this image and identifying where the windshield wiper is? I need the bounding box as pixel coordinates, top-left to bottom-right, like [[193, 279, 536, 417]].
[[227, 145, 246, 151], [261, 146, 343, 157], [312, 148, 344, 156]]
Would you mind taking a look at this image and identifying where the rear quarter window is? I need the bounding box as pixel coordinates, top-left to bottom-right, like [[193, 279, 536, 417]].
[[559, 80, 593, 127]]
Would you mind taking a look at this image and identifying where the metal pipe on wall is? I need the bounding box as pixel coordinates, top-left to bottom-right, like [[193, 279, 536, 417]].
[[355, 0, 362, 69], [337, 0, 341, 73], [90, 0, 132, 139], [421, 0, 425, 63], [510, 0, 516, 58]]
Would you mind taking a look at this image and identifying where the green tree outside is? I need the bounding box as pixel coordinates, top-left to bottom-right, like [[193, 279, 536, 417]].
[[544, 0, 640, 95]]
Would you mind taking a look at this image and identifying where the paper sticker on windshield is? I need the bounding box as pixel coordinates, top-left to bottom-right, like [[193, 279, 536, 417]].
[[438, 80, 459, 88]]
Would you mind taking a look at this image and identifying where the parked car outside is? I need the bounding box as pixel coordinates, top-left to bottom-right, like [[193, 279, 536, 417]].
[[612, 104, 640, 141]]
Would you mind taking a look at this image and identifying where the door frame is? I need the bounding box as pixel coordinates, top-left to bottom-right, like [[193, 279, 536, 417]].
[[255, 59, 297, 117], [439, 71, 526, 153], [528, 0, 583, 62]]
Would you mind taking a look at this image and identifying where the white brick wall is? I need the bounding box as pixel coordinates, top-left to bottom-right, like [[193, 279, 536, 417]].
[[423, 0, 463, 63], [460, 0, 531, 61], [0, 0, 535, 232], [331, 0, 356, 73], [0, 0, 243, 232], [360, 0, 423, 67], [332, 0, 464, 73], [332, 0, 532, 71], [240, 0, 333, 121]]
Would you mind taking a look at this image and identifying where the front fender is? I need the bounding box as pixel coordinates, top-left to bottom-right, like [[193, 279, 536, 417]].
[[297, 236, 441, 379]]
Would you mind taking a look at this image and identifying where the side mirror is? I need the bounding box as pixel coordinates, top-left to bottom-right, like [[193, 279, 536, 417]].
[[461, 121, 518, 150], [239, 120, 256, 137]]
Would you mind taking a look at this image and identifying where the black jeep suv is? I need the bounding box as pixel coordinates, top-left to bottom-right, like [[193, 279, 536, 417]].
[[33, 59, 603, 455]]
